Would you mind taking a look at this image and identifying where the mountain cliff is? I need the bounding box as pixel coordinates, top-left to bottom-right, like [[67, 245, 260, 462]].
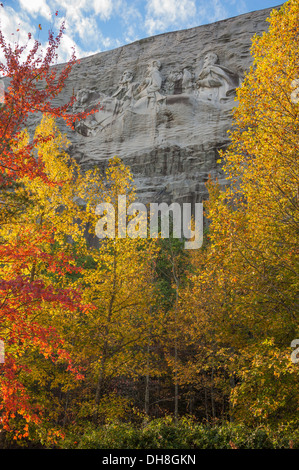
[[33, 6, 280, 205]]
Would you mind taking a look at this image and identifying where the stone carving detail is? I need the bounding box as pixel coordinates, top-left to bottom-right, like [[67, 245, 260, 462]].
[[73, 54, 239, 138], [164, 67, 194, 95], [73, 71, 140, 136], [111, 69, 139, 113], [131, 60, 166, 114], [195, 52, 240, 103], [21, 7, 275, 208], [73, 88, 101, 136], [182, 67, 194, 94]]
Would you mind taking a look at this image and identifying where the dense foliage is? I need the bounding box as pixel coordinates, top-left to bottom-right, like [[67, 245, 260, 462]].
[[0, 0, 298, 448]]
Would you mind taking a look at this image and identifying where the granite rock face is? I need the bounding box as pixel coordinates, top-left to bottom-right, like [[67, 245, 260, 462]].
[[39, 6, 278, 205]]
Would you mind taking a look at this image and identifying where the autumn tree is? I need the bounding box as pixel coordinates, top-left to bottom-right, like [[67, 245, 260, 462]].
[[0, 113, 91, 442], [0, 18, 95, 443], [0, 19, 88, 185], [66, 157, 161, 425], [153, 234, 190, 420], [186, 0, 299, 425]]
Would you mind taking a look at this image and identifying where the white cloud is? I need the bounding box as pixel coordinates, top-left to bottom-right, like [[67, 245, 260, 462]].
[[205, 0, 228, 23], [18, 0, 52, 19], [117, 1, 143, 44], [64, 14, 98, 43], [92, 0, 113, 20], [3, 0, 219, 65], [120, 1, 143, 24], [147, 0, 196, 22], [1, 0, 139, 63], [145, 0, 196, 35], [56, 31, 79, 62], [0, 4, 85, 67], [48, 0, 117, 50], [0, 6, 37, 65]]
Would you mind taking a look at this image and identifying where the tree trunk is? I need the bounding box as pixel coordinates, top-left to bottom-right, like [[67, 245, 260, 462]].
[[144, 340, 150, 415], [93, 246, 117, 424], [211, 366, 216, 420]]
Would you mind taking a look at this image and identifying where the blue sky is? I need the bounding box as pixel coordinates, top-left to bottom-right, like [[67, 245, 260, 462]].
[[0, 1, 284, 63]]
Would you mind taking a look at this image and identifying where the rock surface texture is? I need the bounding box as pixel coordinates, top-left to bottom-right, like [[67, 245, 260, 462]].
[[42, 6, 279, 205]]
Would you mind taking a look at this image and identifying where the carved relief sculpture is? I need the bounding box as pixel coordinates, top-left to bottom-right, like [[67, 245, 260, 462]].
[[195, 52, 240, 103], [182, 67, 194, 94], [131, 60, 166, 114], [73, 54, 240, 138], [111, 69, 139, 114]]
